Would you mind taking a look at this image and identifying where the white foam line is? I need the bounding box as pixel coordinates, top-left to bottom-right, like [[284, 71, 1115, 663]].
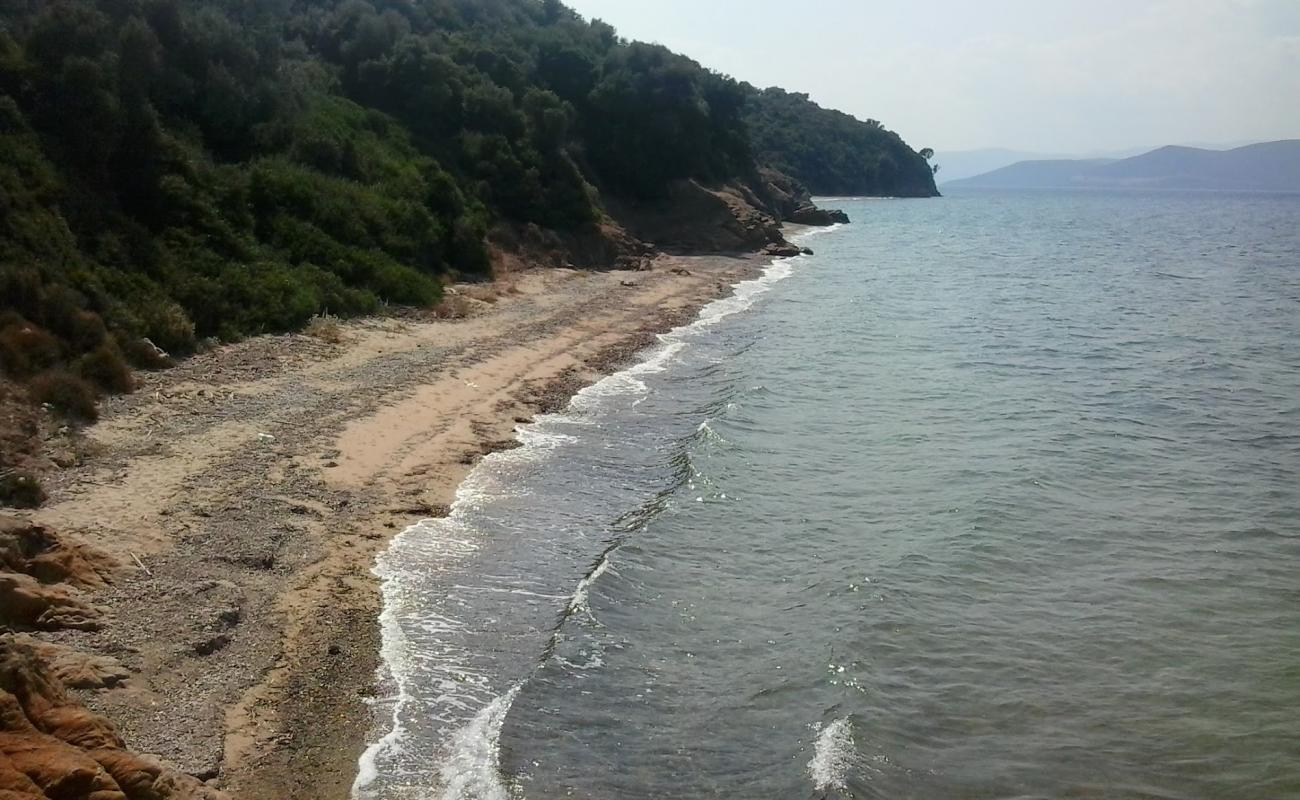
[[793, 221, 847, 239], [353, 588, 412, 795], [451, 585, 569, 599]]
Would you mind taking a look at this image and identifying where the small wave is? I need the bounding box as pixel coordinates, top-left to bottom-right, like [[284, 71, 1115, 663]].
[[563, 245, 807, 413], [808, 717, 854, 792], [810, 196, 899, 203], [513, 427, 578, 450], [793, 221, 849, 238], [629, 339, 688, 375], [568, 549, 616, 619], [693, 260, 796, 328], [570, 341, 689, 411], [439, 685, 521, 800], [353, 663, 404, 796], [555, 645, 606, 671], [695, 419, 730, 445]]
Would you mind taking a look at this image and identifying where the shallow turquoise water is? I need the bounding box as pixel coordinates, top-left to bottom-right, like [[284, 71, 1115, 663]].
[[358, 190, 1300, 799]]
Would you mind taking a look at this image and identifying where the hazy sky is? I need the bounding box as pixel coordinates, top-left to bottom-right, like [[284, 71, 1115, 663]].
[[561, 0, 1300, 154]]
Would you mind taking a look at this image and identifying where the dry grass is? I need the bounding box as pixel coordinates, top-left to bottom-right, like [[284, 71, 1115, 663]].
[[28, 370, 98, 422], [304, 313, 346, 344], [431, 294, 476, 320], [459, 284, 501, 304], [0, 381, 49, 508], [0, 469, 46, 508]]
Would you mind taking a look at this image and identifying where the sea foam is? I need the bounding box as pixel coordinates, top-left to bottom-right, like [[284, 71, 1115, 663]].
[[438, 685, 522, 800], [809, 717, 855, 792]]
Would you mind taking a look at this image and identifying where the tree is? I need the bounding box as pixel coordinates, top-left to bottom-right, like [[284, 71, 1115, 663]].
[[0, 0, 935, 426]]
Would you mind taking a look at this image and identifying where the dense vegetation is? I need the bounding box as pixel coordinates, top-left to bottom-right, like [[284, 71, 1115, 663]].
[[0, 0, 936, 430], [746, 87, 938, 197]]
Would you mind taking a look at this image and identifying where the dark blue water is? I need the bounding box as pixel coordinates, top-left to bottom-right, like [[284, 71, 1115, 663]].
[[356, 190, 1300, 800]]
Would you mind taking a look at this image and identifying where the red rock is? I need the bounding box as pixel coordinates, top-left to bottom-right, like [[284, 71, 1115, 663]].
[[0, 573, 102, 631], [0, 641, 228, 800], [0, 518, 117, 589]]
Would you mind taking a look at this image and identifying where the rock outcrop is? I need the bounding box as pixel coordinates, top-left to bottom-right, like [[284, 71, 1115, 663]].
[[0, 519, 114, 633], [0, 519, 116, 590], [490, 220, 656, 273], [754, 167, 851, 226], [0, 518, 213, 797], [0, 639, 228, 800], [496, 168, 851, 267], [788, 204, 850, 226], [612, 179, 785, 253], [753, 167, 808, 221], [0, 573, 102, 632], [2, 636, 128, 692], [762, 242, 804, 258]]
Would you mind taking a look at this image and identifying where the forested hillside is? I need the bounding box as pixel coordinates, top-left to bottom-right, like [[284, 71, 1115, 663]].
[[0, 0, 935, 427], [746, 87, 939, 197]]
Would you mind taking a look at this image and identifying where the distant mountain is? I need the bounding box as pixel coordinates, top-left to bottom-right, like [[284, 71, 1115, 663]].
[[936, 141, 1266, 184], [935, 148, 1143, 183], [945, 140, 1300, 191], [945, 158, 1118, 188], [934, 149, 1068, 183]]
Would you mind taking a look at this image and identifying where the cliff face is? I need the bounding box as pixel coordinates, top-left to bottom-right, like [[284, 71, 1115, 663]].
[[609, 180, 783, 253], [753, 168, 847, 224], [605, 169, 851, 255]]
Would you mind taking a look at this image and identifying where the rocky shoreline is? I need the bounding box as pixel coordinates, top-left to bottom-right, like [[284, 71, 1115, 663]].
[[0, 250, 780, 799], [0, 155, 849, 795]]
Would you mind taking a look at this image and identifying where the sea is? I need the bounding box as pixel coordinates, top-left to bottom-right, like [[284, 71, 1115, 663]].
[[353, 189, 1300, 800]]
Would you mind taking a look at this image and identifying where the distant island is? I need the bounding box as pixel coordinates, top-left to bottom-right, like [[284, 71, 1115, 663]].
[[933, 147, 1144, 182], [944, 140, 1300, 192]]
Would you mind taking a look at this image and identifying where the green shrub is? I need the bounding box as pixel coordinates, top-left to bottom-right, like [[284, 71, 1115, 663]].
[[28, 370, 98, 421], [0, 470, 46, 509], [371, 262, 440, 307]]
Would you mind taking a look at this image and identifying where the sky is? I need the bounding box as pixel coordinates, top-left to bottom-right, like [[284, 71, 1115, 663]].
[[560, 0, 1300, 155]]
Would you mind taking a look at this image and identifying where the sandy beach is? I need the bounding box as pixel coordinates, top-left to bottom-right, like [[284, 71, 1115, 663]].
[[13, 252, 761, 798]]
